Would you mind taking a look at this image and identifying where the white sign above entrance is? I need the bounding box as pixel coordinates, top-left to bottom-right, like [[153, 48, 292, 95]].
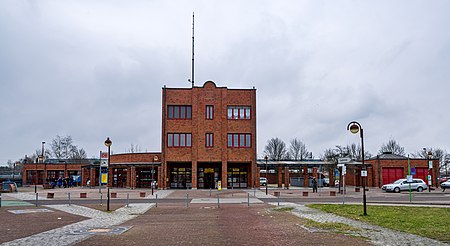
[[338, 158, 351, 164]]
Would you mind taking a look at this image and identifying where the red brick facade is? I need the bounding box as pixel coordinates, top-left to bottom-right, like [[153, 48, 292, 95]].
[[162, 81, 257, 189], [343, 153, 440, 188]]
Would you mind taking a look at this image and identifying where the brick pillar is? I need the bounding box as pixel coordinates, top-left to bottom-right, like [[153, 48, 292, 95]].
[[284, 167, 290, 189], [222, 161, 228, 189], [303, 166, 309, 187], [277, 166, 283, 188], [89, 168, 94, 187], [130, 166, 136, 189], [157, 167, 161, 189], [256, 167, 261, 187], [192, 161, 197, 189], [329, 165, 335, 188]]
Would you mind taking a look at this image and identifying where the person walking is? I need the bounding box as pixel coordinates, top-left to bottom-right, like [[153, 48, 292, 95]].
[[312, 177, 318, 193]]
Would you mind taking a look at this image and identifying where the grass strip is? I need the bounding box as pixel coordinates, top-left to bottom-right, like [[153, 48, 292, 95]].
[[307, 204, 450, 242]]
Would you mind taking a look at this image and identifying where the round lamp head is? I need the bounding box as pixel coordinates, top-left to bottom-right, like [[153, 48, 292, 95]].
[[104, 137, 112, 147], [349, 124, 360, 134]]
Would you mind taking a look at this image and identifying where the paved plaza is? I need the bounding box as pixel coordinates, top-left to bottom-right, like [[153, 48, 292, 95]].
[[0, 187, 449, 245]]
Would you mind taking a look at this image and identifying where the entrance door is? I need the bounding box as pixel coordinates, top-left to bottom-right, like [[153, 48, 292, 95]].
[[197, 167, 220, 189], [204, 172, 215, 189]]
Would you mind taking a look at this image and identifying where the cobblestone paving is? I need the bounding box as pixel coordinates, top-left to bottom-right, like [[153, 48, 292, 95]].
[[245, 189, 276, 198], [4, 192, 48, 201], [145, 189, 174, 199], [0, 203, 153, 246], [273, 202, 448, 246]]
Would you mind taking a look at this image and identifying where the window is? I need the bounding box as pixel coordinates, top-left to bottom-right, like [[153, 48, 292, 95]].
[[227, 133, 251, 148], [227, 106, 251, 119], [167, 133, 192, 147], [168, 106, 192, 119], [206, 105, 214, 119], [206, 133, 214, 147]]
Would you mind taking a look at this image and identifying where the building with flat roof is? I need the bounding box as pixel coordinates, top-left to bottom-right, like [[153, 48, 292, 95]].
[[161, 81, 257, 189]]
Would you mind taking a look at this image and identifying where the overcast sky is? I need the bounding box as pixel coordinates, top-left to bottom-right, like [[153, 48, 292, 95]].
[[1, 0, 450, 164]]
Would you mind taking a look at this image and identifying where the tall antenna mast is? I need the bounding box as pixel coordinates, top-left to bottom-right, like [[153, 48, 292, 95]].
[[191, 12, 195, 88]]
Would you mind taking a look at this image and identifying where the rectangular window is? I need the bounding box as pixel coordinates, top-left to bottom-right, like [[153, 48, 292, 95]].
[[206, 133, 214, 147], [180, 133, 186, 146], [227, 106, 251, 120], [206, 105, 214, 120], [227, 133, 251, 148], [167, 133, 192, 147], [168, 106, 192, 119]]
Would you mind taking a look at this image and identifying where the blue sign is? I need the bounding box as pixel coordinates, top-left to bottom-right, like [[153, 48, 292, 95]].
[[410, 167, 416, 175]]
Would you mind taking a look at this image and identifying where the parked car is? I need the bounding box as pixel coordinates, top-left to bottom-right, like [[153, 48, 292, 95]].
[[440, 180, 450, 190], [259, 177, 267, 186], [382, 178, 427, 193], [439, 176, 449, 184]]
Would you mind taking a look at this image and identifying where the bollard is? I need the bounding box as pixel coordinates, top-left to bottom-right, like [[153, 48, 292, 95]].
[[35, 193, 38, 207], [100, 194, 103, 206], [217, 194, 220, 208], [186, 193, 189, 208], [68, 192, 71, 206], [156, 194, 158, 208], [127, 193, 129, 207], [247, 193, 250, 207]]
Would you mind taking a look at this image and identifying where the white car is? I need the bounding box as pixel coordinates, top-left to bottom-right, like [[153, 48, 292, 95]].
[[260, 177, 267, 186], [382, 178, 427, 193], [440, 180, 450, 190]]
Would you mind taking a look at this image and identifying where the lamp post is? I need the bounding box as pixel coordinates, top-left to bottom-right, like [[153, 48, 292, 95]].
[[35, 158, 38, 193], [264, 155, 268, 195], [347, 121, 367, 216], [152, 155, 158, 195], [41, 141, 46, 183], [104, 137, 112, 211], [427, 151, 432, 193]]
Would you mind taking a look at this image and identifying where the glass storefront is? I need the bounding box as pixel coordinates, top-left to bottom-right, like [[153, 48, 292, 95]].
[[198, 167, 220, 189], [136, 168, 157, 188], [227, 167, 248, 188], [170, 167, 192, 189], [112, 168, 128, 188]]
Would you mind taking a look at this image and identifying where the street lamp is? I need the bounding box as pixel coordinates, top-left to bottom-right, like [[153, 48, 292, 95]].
[[152, 155, 158, 195], [347, 121, 367, 216], [264, 155, 268, 195], [41, 142, 45, 184], [104, 137, 112, 211], [427, 150, 432, 193]]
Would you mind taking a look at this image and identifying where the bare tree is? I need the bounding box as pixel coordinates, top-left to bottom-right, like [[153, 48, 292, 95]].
[[378, 139, 405, 156], [127, 144, 142, 153], [264, 137, 288, 160], [288, 138, 309, 160], [49, 135, 86, 160], [412, 148, 447, 173]]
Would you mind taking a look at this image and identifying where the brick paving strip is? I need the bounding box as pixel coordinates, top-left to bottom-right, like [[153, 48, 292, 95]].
[[273, 202, 449, 246], [0, 203, 153, 246]]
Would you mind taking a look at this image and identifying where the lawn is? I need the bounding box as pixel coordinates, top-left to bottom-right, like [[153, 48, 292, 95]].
[[307, 204, 450, 242]]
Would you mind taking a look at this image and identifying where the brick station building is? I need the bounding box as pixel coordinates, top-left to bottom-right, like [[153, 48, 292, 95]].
[[161, 81, 257, 189], [341, 152, 440, 188]]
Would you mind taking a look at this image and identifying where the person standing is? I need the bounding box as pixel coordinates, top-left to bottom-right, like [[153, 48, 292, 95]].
[[312, 177, 318, 193]]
